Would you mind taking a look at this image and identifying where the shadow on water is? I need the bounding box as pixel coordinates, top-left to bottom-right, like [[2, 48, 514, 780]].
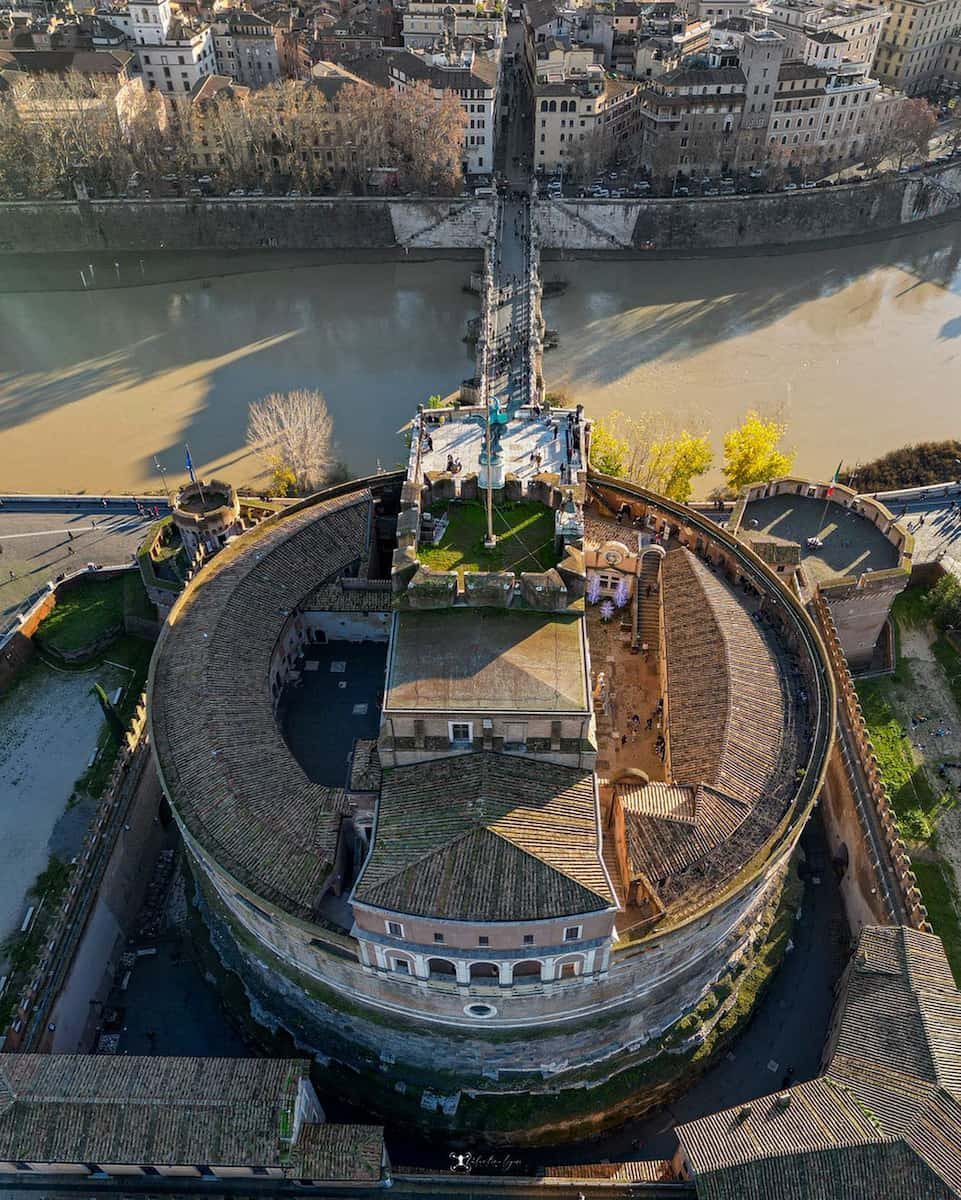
[[0, 259, 478, 485], [544, 229, 961, 395]]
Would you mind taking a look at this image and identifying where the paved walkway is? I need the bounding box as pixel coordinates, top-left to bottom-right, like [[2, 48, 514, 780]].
[[0, 501, 158, 634]]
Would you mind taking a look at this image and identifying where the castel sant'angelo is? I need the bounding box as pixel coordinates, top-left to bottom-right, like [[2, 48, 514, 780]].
[[148, 402, 837, 1143]]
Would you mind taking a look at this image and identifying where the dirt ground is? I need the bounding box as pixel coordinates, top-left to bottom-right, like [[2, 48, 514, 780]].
[[889, 625, 961, 898]]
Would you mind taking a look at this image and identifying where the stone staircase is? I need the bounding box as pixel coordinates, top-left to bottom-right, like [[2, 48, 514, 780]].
[[633, 554, 661, 652]]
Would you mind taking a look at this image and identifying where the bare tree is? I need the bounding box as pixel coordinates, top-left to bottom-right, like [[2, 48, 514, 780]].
[[246, 389, 335, 495]]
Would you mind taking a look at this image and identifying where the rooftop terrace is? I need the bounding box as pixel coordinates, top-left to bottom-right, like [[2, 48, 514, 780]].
[[411, 406, 581, 483], [741, 491, 900, 586], [419, 499, 558, 577], [385, 608, 589, 713]]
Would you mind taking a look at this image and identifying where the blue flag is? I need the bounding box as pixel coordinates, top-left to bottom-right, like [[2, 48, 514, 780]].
[[185, 445, 196, 483]]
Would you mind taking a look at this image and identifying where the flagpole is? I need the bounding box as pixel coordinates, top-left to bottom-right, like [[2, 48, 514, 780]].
[[186, 443, 207, 507], [818, 462, 842, 536]]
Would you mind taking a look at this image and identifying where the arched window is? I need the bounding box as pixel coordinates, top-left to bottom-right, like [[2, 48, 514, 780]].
[[512, 960, 542, 985], [427, 957, 456, 978], [469, 961, 499, 980], [540, 99, 548, 111], [548, 100, 557, 112], [554, 955, 584, 980]]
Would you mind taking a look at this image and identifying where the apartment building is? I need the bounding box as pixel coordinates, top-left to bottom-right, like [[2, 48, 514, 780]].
[[534, 54, 641, 173], [97, 0, 217, 93], [874, 0, 961, 94], [211, 9, 280, 86], [386, 42, 500, 174], [402, 0, 505, 49], [756, 0, 888, 67]]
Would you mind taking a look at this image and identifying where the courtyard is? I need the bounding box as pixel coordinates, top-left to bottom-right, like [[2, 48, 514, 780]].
[[419, 500, 558, 577], [279, 640, 387, 787]]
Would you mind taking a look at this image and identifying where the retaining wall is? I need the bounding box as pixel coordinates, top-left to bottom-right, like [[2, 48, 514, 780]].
[[536, 164, 961, 254], [0, 197, 493, 256], [1, 163, 959, 259]]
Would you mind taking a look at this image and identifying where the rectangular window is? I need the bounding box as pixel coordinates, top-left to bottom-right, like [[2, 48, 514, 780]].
[[564, 926, 581, 942], [478, 935, 489, 946], [387, 920, 404, 937], [449, 721, 472, 746], [523, 934, 535, 945], [434, 932, 445, 943], [392, 958, 410, 975]]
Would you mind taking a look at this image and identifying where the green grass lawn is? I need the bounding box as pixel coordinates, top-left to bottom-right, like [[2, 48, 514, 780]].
[[419, 501, 557, 576], [38, 576, 126, 654], [75, 634, 154, 800], [856, 679, 941, 841], [914, 858, 961, 985]]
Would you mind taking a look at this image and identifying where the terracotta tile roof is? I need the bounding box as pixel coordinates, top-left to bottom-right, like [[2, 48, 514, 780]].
[[150, 492, 372, 919], [353, 752, 616, 920], [293, 1122, 385, 1181], [619, 548, 799, 906], [661, 548, 787, 807], [583, 512, 640, 554], [349, 738, 382, 792], [543, 1160, 674, 1181], [678, 926, 961, 1200], [0, 1057, 305, 1168]]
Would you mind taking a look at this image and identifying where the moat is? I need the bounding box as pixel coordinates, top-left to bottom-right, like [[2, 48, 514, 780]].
[[2, 217, 961, 496]]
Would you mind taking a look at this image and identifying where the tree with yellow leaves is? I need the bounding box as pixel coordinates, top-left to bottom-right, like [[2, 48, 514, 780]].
[[589, 410, 712, 502], [722, 411, 794, 493]]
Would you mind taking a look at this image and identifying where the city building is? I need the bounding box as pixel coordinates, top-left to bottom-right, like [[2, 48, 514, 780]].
[[384, 43, 500, 175], [873, 0, 961, 94], [401, 0, 505, 50], [211, 8, 280, 86], [755, 0, 888, 68], [0, 1055, 388, 1185], [534, 55, 641, 174], [99, 0, 217, 94], [676, 925, 961, 1200]]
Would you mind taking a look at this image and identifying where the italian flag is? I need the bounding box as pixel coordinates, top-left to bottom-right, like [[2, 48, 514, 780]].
[[826, 462, 843, 497]]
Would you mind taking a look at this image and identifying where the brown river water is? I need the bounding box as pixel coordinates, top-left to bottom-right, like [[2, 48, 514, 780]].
[[1, 223, 960, 496]]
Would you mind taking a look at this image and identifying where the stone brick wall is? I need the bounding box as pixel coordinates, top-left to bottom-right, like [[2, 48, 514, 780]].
[[0, 198, 493, 256], [536, 163, 961, 254], [811, 594, 931, 932]]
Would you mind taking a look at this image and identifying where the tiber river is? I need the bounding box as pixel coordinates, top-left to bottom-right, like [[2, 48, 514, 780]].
[[1, 221, 960, 496]]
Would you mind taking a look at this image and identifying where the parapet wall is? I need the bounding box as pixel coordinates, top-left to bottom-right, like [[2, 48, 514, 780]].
[[811, 594, 931, 933]]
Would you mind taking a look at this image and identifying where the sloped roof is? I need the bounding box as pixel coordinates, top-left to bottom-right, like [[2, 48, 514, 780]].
[[678, 926, 961, 1200], [150, 490, 372, 919], [662, 548, 787, 807], [353, 752, 616, 920], [0, 1057, 301, 1168], [619, 548, 794, 905], [293, 1123, 385, 1181]]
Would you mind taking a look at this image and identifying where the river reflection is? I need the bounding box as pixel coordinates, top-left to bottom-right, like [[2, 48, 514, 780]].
[[1, 223, 960, 494]]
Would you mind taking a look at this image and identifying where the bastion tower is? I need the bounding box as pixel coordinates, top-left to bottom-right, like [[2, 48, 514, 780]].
[[147, 407, 835, 1143]]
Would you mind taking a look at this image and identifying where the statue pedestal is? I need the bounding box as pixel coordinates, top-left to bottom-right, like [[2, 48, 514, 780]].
[[478, 459, 505, 490]]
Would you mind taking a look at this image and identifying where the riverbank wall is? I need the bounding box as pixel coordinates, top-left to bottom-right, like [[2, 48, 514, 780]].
[[0, 164, 959, 263], [536, 162, 961, 254]]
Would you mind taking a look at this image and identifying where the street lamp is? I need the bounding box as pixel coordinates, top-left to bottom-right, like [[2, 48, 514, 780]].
[[153, 456, 172, 505]]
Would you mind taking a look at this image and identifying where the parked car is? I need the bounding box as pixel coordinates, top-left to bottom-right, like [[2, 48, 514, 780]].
[[749, 167, 764, 178], [228, 188, 246, 197], [784, 182, 798, 191], [800, 180, 817, 189], [674, 185, 690, 196], [249, 187, 265, 196]]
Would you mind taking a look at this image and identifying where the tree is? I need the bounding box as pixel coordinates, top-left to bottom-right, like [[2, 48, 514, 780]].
[[649, 430, 713, 502], [589, 410, 712, 499], [722, 411, 794, 492], [854, 440, 961, 492], [867, 97, 937, 171], [246, 389, 335, 495], [928, 574, 961, 631], [588, 420, 629, 477]]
